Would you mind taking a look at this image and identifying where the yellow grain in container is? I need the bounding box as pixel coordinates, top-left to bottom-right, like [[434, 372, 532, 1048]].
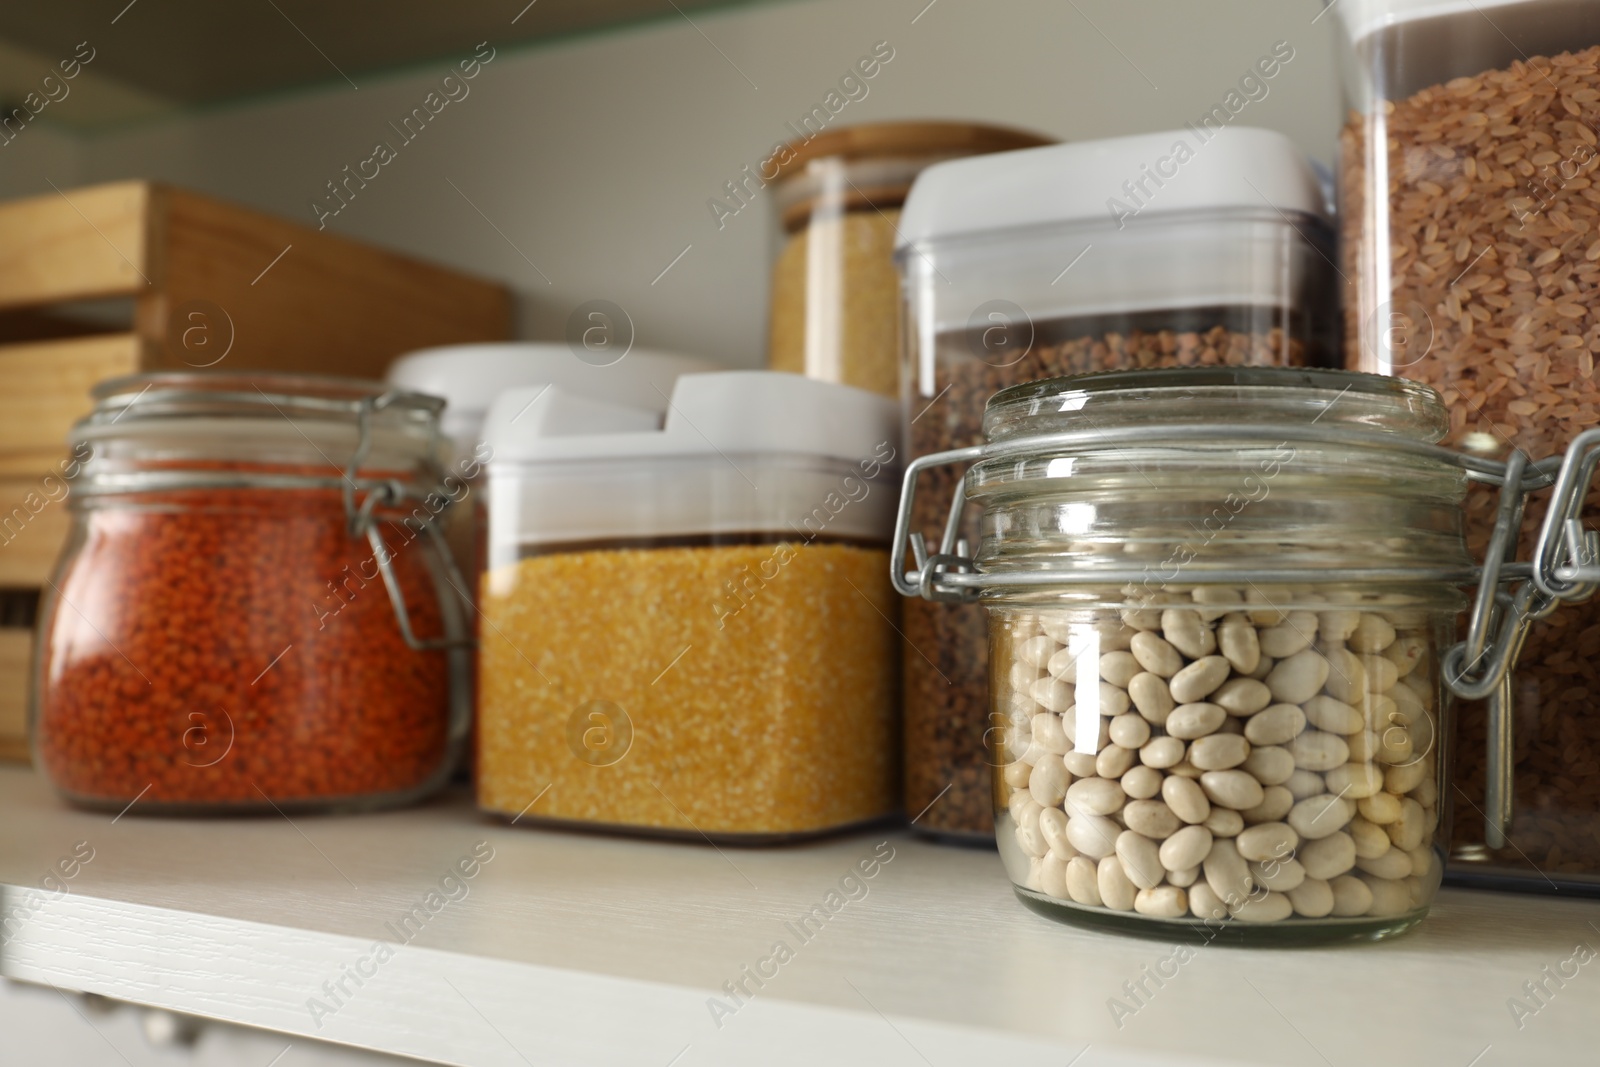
[[475, 370, 902, 840]]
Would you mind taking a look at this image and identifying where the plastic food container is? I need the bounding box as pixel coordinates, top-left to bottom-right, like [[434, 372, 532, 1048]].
[[387, 345, 718, 585], [32, 374, 471, 813], [476, 370, 900, 840], [766, 122, 1051, 397], [892, 128, 1339, 843], [1331, 0, 1600, 890], [893, 367, 1600, 941]]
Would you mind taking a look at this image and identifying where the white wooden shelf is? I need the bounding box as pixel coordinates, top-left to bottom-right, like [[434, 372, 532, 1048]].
[[1, 764, 1596, 1066]]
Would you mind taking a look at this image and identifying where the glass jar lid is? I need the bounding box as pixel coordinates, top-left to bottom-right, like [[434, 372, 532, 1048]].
[[73, 373, 446, 485], [964, 367, 1473, 584]]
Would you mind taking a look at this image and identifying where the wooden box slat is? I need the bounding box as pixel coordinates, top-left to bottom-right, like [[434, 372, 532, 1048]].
[[0, 183, 151, 311]]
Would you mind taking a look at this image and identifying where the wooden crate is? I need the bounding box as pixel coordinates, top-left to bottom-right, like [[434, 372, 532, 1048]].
[[0, 180, 514, 760]]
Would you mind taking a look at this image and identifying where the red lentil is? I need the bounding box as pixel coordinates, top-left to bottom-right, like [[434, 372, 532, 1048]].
[[34, 470, 453, 811]]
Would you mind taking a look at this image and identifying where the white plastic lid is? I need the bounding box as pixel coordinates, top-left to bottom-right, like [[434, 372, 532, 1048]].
[[895, 126, 1326, 251], [1333, 0, 1533, 43], [386, 343, 719, 451], [485, 371, 894, 464], [483, 371, 900, 544]]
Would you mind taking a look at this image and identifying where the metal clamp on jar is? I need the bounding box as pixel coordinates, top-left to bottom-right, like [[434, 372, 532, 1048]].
[[891, 367, 1600, 942], [33, 374, 473, 814]]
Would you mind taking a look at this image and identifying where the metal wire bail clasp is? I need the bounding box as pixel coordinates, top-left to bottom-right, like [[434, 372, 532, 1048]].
[[339, 392, 475, 653], [891, 445, 985, 603], [1441, 428, 1600, 849]]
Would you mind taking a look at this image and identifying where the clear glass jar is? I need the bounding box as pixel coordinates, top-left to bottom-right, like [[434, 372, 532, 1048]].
[[1331, 0, 1600, 890], [767, 121, 1050, 397], [32, 374, 471, 813], [893, 129, 1339, 844], [896, 368, 1476, 941]]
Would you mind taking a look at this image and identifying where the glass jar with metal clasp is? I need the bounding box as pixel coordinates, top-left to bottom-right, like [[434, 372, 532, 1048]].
[[891, 366, 1600, 942], [32, 373, 473, 814]]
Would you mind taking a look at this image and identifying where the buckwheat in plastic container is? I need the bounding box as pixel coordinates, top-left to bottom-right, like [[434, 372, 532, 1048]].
[[476, 371, 901, 840], [893, 128, 1339, 843]]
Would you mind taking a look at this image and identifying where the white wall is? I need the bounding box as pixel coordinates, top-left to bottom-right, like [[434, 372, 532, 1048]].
[[5, 0, 1340, 368]]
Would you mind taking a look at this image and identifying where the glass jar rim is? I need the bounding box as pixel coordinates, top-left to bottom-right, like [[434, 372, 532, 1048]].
[[984, 367, 1448, 444], [85, 372, 444, 425]]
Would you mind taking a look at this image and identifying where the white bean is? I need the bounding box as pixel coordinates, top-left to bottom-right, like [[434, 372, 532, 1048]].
[[1135, 886, 1189, 918], [1287, 794, 1352, 839], [1030, 713, 1070, 754], [1190, 733, 1252, 771], [1385, 761, 1428, 795], [1284, 769, 1327, 800], [1203, 838, 1254, 904], [1318, 609, 1360, 643], [1258, 612, 1317, 657], [1237, 822, 1299, 862], [1200, 769, 1266, 811], [1363, 874, 1414, 917], [1167, 702, 1227, 740], [1040, 852, 1070, 899], [1100, 651, 1142, 688], [1098, 854, 1138, 910], [1162, 774, 1211, 824], [1299, 831, 1357, 879], [1120, 764, 1163, 800], [1212, 677, 1273, 716], [1128, 673, 1177, 724], [1003, 760, 1032, 788], [1170, 657, 1231, 703], [1116, 830, 1166, 889], [1242, 745, 1296, 786], [1252, 856, 1306, 893], [1288, 876, 1335, 918], [1047, 646, 1085, 681], [1130, 632, 1183, 677], [1356, 849, 1412, 879], [1159, 825, 1213, 871], [1241, 786, 1294, 825], [1202, 808, 1244, 837], [1349, 614, 1397, 654], [1302, 695, 1364, 734], [1066, 777, 1125, 817], [1329, 874, 1373, 916], [1388, 797, 1427, 851], [1357, 791, 1402, 825], [1325, 762, 1385, 800], [1096, 744, 1138, 779], [1348, 816, 1391, 859], [1066, 813, 1122, 859], [1066, 856, 1103, 905], [1063, 750, 1099, 777], [1383, 636, 1426, 677], [1192, 586, 1244, 621], [1030, 676, 1074, 713], [1219, 613, 1262, 674], [1291, 731, 1350, 772], [1123, 799, 1182, 840], [1162, 608, 1217, 659], [1188, 881, 1230, 920], [1233, 891, 1294, 922], [1266, 650, 1330, 703], [1028, 757, 1070, 807], [1140, 735, 1186, 769], [1359, 654, 1400, 693], [1323, 647, 1368, 703], [1245, 704, 1306, 746], [1109, 713, 1151, 749]]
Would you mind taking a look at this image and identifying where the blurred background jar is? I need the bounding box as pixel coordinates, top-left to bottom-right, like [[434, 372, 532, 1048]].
[[766, 121, 1051, 397], [892, 129, 1339, 844], [1330, 0, 1600, 892]]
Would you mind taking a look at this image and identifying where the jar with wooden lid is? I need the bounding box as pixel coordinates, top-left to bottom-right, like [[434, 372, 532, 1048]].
[[766, 121, 1051, 397]]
